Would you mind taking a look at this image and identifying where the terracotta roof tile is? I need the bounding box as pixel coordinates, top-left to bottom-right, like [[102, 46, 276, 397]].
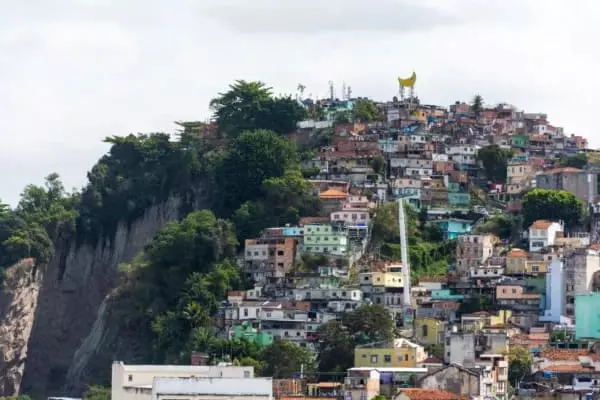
[[319, 189, 348, 199], [529, 220, 554, 230], [398, 389, 463, 400], [542, 365, 595, 373], [541, 349, 600, 362], [508, 248, 528, 258], [542, 167, 582, 174]]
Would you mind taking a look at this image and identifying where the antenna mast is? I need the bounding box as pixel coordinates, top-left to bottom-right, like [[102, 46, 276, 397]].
[[328, 81, 335, 101]]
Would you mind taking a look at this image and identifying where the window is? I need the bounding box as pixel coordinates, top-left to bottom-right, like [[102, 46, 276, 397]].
[[277, 250, 284, 256], [404, 354, 409, 361], [244, 308, 248, 317], [128, 374, 133, 382], [384, 354, 391, 362], [244, 371, 250, 378], [370, 355, 378, 363], [422, 324, 429, 338], [512, 288, 517, 294]]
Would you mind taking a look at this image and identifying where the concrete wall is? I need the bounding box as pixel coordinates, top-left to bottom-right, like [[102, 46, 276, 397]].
[[153, 377, 272, 400], [112, 362, 254, 400], [419, 365, 480, 396]]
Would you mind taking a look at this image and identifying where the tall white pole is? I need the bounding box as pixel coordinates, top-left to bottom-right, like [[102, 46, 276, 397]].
[[398, 199, 411, 306]]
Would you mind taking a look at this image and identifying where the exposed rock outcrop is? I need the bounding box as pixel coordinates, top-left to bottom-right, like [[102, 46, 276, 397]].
[[0, 259, 41, 395], [10, 195, 202, 399]]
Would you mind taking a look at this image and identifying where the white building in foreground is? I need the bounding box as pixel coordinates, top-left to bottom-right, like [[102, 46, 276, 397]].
[[112, 361, 270, 400]]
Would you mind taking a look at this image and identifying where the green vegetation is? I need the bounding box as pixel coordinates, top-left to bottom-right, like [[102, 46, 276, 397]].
[[474, 214, 515, 239], [210, 80, 306, 138], [83, 386, 111, 400], [521, 188, 584, 229], [372, 203, 456, 278], [317, 304, 393, 373], [0, 174, 78, 267], [470, 94, 484, 118], [352, 99, 384, 122], [506, 345, 532, 387], [477, 145, 513, 183], [557, 153, 588, 169]]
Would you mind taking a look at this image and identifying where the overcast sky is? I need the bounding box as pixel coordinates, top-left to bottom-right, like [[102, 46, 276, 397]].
[[0, 0, 598, 205]]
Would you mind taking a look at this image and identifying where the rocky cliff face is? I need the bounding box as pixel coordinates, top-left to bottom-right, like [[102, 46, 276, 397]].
[[1, 195, 197, 399], [0, 259, 41, 395]]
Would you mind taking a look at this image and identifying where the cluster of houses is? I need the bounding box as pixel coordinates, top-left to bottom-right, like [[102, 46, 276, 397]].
[[189, 90, 600, 400]]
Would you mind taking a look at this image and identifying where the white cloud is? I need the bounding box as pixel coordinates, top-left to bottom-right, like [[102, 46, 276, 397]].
[[0, 0, 598, 205]]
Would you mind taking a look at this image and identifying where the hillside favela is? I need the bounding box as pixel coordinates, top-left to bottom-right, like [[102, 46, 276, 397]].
[[2, 73, 600, 400]]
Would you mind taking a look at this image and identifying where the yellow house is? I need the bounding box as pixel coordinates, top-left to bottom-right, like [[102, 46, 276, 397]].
[[372, 263, 404, 288], [526, 258, 548, 274], [489, 309, 512, 327], [506, 248, 528, 274], [414, 317, 446, 345], [354, 338, 427, 368], [461, 310, 512, 331]]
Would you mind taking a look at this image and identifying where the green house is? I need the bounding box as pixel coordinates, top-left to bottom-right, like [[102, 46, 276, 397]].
[[232, 324, 273, 347], [511, 134, 529, 148]]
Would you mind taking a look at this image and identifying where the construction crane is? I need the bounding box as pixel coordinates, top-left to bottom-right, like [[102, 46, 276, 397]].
[[397, 199, 412, 323]]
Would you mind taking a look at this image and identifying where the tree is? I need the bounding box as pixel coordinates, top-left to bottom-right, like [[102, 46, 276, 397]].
[[342, 304, 394, 344], [333, 111, 351, 126], [424, 344, 444, 359], [473, 214, 515, 239], [476, 145, 513, 183], [558, 153, 588, 169], [352, 99, 383, 122], [260, 340, 316, 379], [317, 305, 393, 374], [507, 346, 532, 388], [471, 95, 484, 118], [216, 129, 299, 215], [83, 386, 110, 400], [316, 320, 355, 374], [210, 80, 306, 137], [522, 188, 584, 229], [369, 155, 386, 176]]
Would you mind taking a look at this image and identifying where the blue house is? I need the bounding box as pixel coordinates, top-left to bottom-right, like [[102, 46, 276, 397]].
[[432, 218, 472, 240]]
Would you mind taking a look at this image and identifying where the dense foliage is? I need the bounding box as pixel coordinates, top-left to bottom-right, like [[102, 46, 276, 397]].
[[474, 214, 515, 239], [557, 153, 588, 169], [317, 304, 393, 374], [372, 203, 457, 278], [77, 133, 214, 243], [477, 145, 513, 183], [521, 188, 584, 229], [0, 174, 78, 267], [210, 80, 306, 138], [352, 99, 384, 122], [507, 345, 532, 387], [83, 386, 110, 400]]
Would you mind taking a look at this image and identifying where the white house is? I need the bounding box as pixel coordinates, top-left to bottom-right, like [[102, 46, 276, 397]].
[[528, 220, 564, 252], [111, 362, 256, 400], [151, 377, 272, 400], [331, 209, 370, 226]]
